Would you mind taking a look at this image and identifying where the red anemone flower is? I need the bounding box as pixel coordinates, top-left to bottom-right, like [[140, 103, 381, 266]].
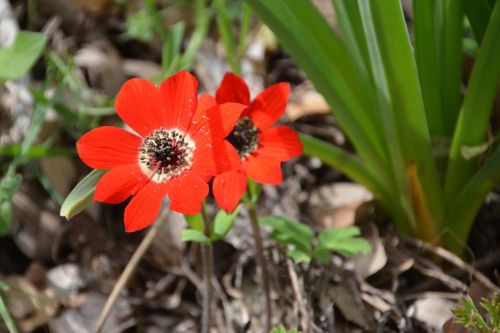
[[207, 73, 303, 212], [76, 71, 244, 232]]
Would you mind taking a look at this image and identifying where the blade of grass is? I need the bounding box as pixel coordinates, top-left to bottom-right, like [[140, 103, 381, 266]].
[[0, 145, 74, 158], [369, 0, 444, 237], [237, 3, 252, 65], [178, 0, 210, 70], [445, 144, 500, 253], [245, 0, 392, 187], [214, 0, 239, 74], [463, 0, 495, 43], [161, 22, 185, 77], [357, 0, 414, 230], [331, 0, 371, 77], [0, 292, 18, 333], [445, 0, 500, 202], [301, 134, 411, 234], [414, 0, 443, 135], [441, 0, 464, 135]]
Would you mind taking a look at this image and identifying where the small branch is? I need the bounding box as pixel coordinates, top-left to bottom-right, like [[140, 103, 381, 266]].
[[93, 216, 167, 333], [404, 237, 500, 293], [247, 203, 272, 332], [201, 208, 214, 333], [286, 258, 310, 333], [201, 243, 214, 333]]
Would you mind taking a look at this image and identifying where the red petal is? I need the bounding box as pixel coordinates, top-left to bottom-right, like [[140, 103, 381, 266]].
[[213, 170, 247, 212], [191, 140, 241, 179], [196, 94, 217, 115], [258, 126, 303, 161], [115, 78, 163, 136], [160, 71, 198, 133], [243, 154, 282, 185], [190, 102, 245, 140], [124, 181, 168, 232], [215, 72, 250, 105], [166, 173, 208, 215], [247, 83, 290, 130], [94, 164, 148, 204], [77, 126, 141, 169]]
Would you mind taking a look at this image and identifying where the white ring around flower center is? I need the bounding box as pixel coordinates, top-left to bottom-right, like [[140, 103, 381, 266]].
[[138, 128, 195, 183]]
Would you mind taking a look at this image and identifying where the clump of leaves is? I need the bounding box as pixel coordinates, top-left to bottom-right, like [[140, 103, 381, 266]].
[[452, 294, 500, 333], [260, 216, 372, 264], [269, 325, 300, 333]]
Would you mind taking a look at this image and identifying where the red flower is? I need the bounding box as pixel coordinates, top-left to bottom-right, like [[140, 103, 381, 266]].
[[209, 73, 303, 211], [77, 71, 244, 232]]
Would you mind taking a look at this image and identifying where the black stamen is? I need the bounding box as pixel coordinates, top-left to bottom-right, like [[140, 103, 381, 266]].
[[226, 117, 260, 158]]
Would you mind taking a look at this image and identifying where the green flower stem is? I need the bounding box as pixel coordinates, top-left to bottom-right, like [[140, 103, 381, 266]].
[[200, 205, 214, 333], [246, 199, 272, 332]]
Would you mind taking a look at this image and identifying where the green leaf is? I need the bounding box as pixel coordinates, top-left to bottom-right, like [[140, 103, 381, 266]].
[[445, 0, 500, 203], [287, 248, 311, 264], [181, 229, 211, 245], [125, 9, 155, 42], [317, 226, 372, 257], [184, 213, 204, 232], [162, 22, 185, 76], [60, 169, 106, 219], [413, 0, 443, 134], [78, 107, 115, 116], [211, 205, 240, 240], [0, 145, 75, 158], [464, 0, 496, 43], [260, 216, 313, 257], [214, 0, 239, 73], [0, 31, 47, 81], [269, 326, 300, 333], [0, 174, 22, 236], [0, 292, 19, 333]]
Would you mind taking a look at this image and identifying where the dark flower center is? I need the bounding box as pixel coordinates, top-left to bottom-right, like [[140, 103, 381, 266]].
[[226, 117, 260, 158], [139, 128, 194, 182]]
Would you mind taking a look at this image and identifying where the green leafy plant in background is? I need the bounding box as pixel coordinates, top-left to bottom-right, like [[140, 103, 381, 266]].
[[453, 294, 500, 333], [0, 31, 46, 81], [269, 325, 300, 333], [245, 0, 500, 253], [0, 30, 47, 234], [261, 216, 371, 264], [0, 282, 19, 333]]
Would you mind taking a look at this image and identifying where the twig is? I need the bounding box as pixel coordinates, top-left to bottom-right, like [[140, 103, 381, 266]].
[[201, 207, 214, 333], [286, 258, 310, 333], [404, 237, 500, 293], [93, 216, 166, 333], [247, 203, 272, 332], [201, 243, 213, 333]]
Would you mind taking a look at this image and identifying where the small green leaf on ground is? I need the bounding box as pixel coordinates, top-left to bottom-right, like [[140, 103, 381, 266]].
[[0, 31, 47, 81], [270, 325, 300, 333], [181, 229, 211, 245], [317, 226, 372, 257], [260, 216, 313, 262], [60, 169, 106, 219]]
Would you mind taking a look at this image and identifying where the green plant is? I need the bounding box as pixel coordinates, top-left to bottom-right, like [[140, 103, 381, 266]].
[[245, 0, 500, 253], [453, 294, 500, 333], [261, 216, 371, 264], [269, 325, 300, 333], [0, 282, 19, 333]]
